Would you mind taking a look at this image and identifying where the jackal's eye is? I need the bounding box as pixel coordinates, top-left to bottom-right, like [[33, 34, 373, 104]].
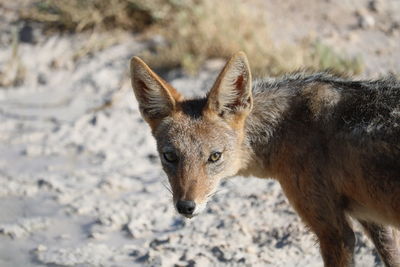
[[163, 152, 178, 163], [208, 152, 222, 163]]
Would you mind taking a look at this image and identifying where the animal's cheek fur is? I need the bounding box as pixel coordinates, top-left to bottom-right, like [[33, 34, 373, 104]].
[[206, 161, 225, 176], [212, 152, 243, 177]]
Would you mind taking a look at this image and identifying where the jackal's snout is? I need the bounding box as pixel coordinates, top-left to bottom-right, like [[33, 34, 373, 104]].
[[176, 200, 196, 216]]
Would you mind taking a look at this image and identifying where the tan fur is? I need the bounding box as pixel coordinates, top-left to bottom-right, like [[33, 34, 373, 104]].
[[302, 83, 341, 118], [130, 52, 400, 267]]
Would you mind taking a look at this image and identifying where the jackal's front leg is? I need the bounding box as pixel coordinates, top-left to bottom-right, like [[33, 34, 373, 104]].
[[315, 222, 355, 267], [279, 177, 355, 267]]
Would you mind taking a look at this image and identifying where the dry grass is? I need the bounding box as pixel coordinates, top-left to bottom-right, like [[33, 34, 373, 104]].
[[141, 0, 363, 76], [0, 27, 26, 87], [19, 0, 173, 32], [309, 41, 363, 75], [20, 0, 363, 76], [141, 0, 284, 75]]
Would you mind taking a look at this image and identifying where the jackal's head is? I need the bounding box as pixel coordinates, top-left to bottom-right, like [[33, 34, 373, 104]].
[[130, 52, 252, 218]]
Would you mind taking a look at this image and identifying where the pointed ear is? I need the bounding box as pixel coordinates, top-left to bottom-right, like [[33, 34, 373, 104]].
[[205, 52, 253, 122], [130, 56, 183, 128]]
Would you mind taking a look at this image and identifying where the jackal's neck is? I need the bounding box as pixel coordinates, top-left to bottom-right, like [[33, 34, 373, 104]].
[[238, 80, 298, 178]]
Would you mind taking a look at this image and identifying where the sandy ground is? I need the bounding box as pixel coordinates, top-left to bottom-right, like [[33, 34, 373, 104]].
[[0, 0, 399, 266]]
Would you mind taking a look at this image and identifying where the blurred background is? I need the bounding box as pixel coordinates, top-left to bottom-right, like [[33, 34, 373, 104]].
[[0, 0, 399, 266]]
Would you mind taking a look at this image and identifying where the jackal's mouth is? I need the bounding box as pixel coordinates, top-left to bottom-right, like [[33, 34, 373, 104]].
[[181, 213, 196, 219], [174, 201, 206, 218]]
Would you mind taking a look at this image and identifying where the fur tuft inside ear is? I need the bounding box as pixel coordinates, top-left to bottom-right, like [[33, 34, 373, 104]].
[[130, 56, 182, 123], [206, 52, 253, 118]]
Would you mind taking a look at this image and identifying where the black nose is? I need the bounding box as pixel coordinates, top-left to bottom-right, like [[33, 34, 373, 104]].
[[176, 200, 196, 215]]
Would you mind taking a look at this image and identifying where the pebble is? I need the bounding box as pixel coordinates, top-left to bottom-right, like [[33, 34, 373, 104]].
[[36, 245, 48, 252], [368, 0, 384, 13], [356, 9, 376, 29]]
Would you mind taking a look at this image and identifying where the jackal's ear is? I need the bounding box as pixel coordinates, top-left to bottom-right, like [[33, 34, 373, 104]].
[[130, 56, 183, 127], [205, 52, 252, 120]]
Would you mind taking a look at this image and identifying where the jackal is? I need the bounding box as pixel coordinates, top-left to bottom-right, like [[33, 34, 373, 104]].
[[130, 52, 400, 266]]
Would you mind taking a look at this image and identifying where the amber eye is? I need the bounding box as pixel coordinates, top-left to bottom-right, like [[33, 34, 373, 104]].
[[208, 152, 222, 163], [163, 152, 178, 163]]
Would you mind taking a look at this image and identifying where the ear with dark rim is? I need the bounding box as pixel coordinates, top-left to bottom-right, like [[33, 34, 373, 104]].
[[205, 51, 253, 123], [130, 56, 183, 128]]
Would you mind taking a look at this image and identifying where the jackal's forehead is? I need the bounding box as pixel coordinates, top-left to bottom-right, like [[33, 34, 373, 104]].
[[154, 114, 237, 154]]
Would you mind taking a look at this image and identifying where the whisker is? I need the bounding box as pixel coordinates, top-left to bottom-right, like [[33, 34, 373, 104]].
[[207, 191, 218, 198], [161, 180, 172, 195], [207, 188, 228, 198]]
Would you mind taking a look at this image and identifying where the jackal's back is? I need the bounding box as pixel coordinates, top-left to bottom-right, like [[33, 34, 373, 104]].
[[253, 72, 400, 145], [330, 75, 400, 143]]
